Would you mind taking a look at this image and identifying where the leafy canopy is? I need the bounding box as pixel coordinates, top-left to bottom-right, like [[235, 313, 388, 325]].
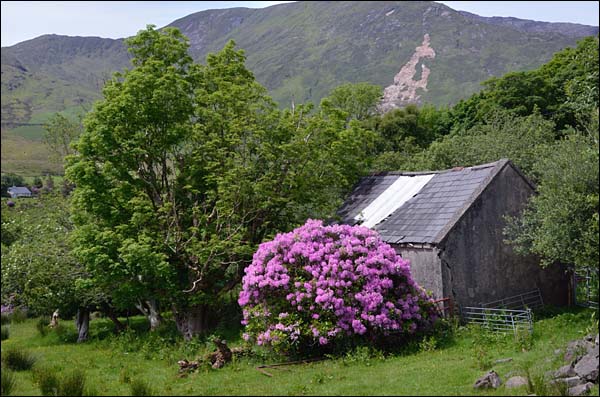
[[66, 25, 373, 337]]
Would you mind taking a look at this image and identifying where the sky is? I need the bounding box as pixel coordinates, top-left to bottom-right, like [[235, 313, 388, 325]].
[[1, 1, 599, 47]]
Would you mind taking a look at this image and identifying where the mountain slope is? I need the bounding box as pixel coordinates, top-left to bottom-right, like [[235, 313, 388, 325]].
[[1, 1, 598, 175], [167, 1, 596, 108], [458, 11, 599, 38], [1, 35, 130, 129]]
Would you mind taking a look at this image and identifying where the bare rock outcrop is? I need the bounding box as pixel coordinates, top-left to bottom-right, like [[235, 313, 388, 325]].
[[379, 34, 436, 113]]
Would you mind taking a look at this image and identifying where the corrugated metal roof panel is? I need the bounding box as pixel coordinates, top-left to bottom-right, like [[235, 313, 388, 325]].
[[337, 175, 399, 224], [355, 174, 434, 228]]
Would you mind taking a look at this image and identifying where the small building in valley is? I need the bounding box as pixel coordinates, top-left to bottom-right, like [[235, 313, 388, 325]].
[[7, 186, 32, 199], [337, 159, 568, 310]]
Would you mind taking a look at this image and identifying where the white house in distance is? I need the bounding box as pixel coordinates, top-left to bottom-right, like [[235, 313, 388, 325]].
[[7, 186, 33, 198]]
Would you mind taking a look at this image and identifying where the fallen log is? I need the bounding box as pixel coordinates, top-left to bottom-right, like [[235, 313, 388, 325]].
[[256, 357, 326, 377]]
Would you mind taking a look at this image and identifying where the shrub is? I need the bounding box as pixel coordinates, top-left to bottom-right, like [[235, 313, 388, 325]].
[[418, 335, 438, 352], [9, 307, 27, 323], [1, 305, 13, 325], [59, 369, 86, 396], [36, 317, 49, 337], [474, 345, 492, 371], [1, 325, 8, 341], [2, 347, 36, 371], [129, 378, 153, 396], [239, 219, 438, 356], [1, 369, 17, 396], [341, 345, 385, 366], [53, 324, 79, 343], [34, 366, 60, 396], [514, 326, 533, 352]]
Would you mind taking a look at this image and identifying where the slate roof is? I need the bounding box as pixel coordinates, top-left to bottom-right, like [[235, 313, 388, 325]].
[[338, 159, 531, 245]]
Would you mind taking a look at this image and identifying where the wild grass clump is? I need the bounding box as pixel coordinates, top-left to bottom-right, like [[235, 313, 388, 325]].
[[9, 307, 27, 324], [2, 347, 36, 371], [522, 363, 569, 396], [34, 366, 60, 396], [119, 367, 132, 384], [34, 367, 90, 396], [110, 321, 181, 362], [36, 317, 49, 337], [53, 324, 79, 343], [129, 378, 154, 396], [340, 345, 385, 367], [1, 369, 17, 396], [1, 325, 9, 341], [59, 369, 86, 396], [0, 313, 10, 326], [514, 326, 534, 351]]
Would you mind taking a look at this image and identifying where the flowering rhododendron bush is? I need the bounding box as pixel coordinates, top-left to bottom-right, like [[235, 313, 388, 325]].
[[238, 219, 438, 354]]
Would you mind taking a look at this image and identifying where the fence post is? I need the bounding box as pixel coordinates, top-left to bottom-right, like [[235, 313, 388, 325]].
[[526, 308, 532, 334], [510, 312, 516, 336], [586, 268, 591, 304]]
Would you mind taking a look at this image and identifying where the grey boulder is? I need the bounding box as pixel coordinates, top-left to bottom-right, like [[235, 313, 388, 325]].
[[568, 382, 594, 397], [474, 370, 502, 389], [554, 364, 576, 379], [505, 376, 528, 389], [574, 352, 599, 382]]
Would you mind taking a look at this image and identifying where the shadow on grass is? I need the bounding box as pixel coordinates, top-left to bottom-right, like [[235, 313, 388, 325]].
[[532, 304, 595, 321]]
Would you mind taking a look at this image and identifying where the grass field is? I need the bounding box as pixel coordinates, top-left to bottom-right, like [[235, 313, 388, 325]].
[[1, 306, 597, 396], [0, 131, 62, 177]]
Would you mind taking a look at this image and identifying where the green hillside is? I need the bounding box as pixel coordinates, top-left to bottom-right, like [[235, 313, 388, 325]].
[[1, 1, 597, 175]]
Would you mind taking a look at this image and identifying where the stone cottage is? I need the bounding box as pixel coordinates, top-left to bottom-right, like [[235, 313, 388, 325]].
[[337, 159, 568, 310]]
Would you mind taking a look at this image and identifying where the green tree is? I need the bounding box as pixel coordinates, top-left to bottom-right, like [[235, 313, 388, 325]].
[[0, 194, 115, 341], [67, 25, 195, 331], [43, 113, 83, 165], [414, 110, 556, 181], [66, 26, 370, 339], [505, 111, 599, 270], [321, 82, 382, 123], [375, 104, 450, 150], [32, 177, 43, 189], [450, 36, 599, 133], [538, 36, 599, 127], [43, 175, 55, 193], [1, 174, 24, 197]]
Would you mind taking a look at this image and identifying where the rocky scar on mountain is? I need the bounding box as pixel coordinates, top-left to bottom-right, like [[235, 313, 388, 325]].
[[379, 33, 436, 113]]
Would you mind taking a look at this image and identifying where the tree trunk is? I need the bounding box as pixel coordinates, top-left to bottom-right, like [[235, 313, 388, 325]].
[[102, 304, 126, 333], [75, 307, 90, 343], [135, 299, 163, 331], [174, 305, 209, 341], [147, 299, 163, 330]]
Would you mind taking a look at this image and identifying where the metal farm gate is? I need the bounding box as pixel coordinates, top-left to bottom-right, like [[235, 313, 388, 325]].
[[462, 306, 533, 334], [462, 289, 544, 335], [574, 267, 599, 309]]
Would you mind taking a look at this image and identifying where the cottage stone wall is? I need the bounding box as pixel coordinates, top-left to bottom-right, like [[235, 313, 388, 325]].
[[437, 165, 569, 309], [394, 246, 443, 300]]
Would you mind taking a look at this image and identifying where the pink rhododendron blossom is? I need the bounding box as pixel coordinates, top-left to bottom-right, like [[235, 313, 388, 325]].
[[239, 219, 437, 354]]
